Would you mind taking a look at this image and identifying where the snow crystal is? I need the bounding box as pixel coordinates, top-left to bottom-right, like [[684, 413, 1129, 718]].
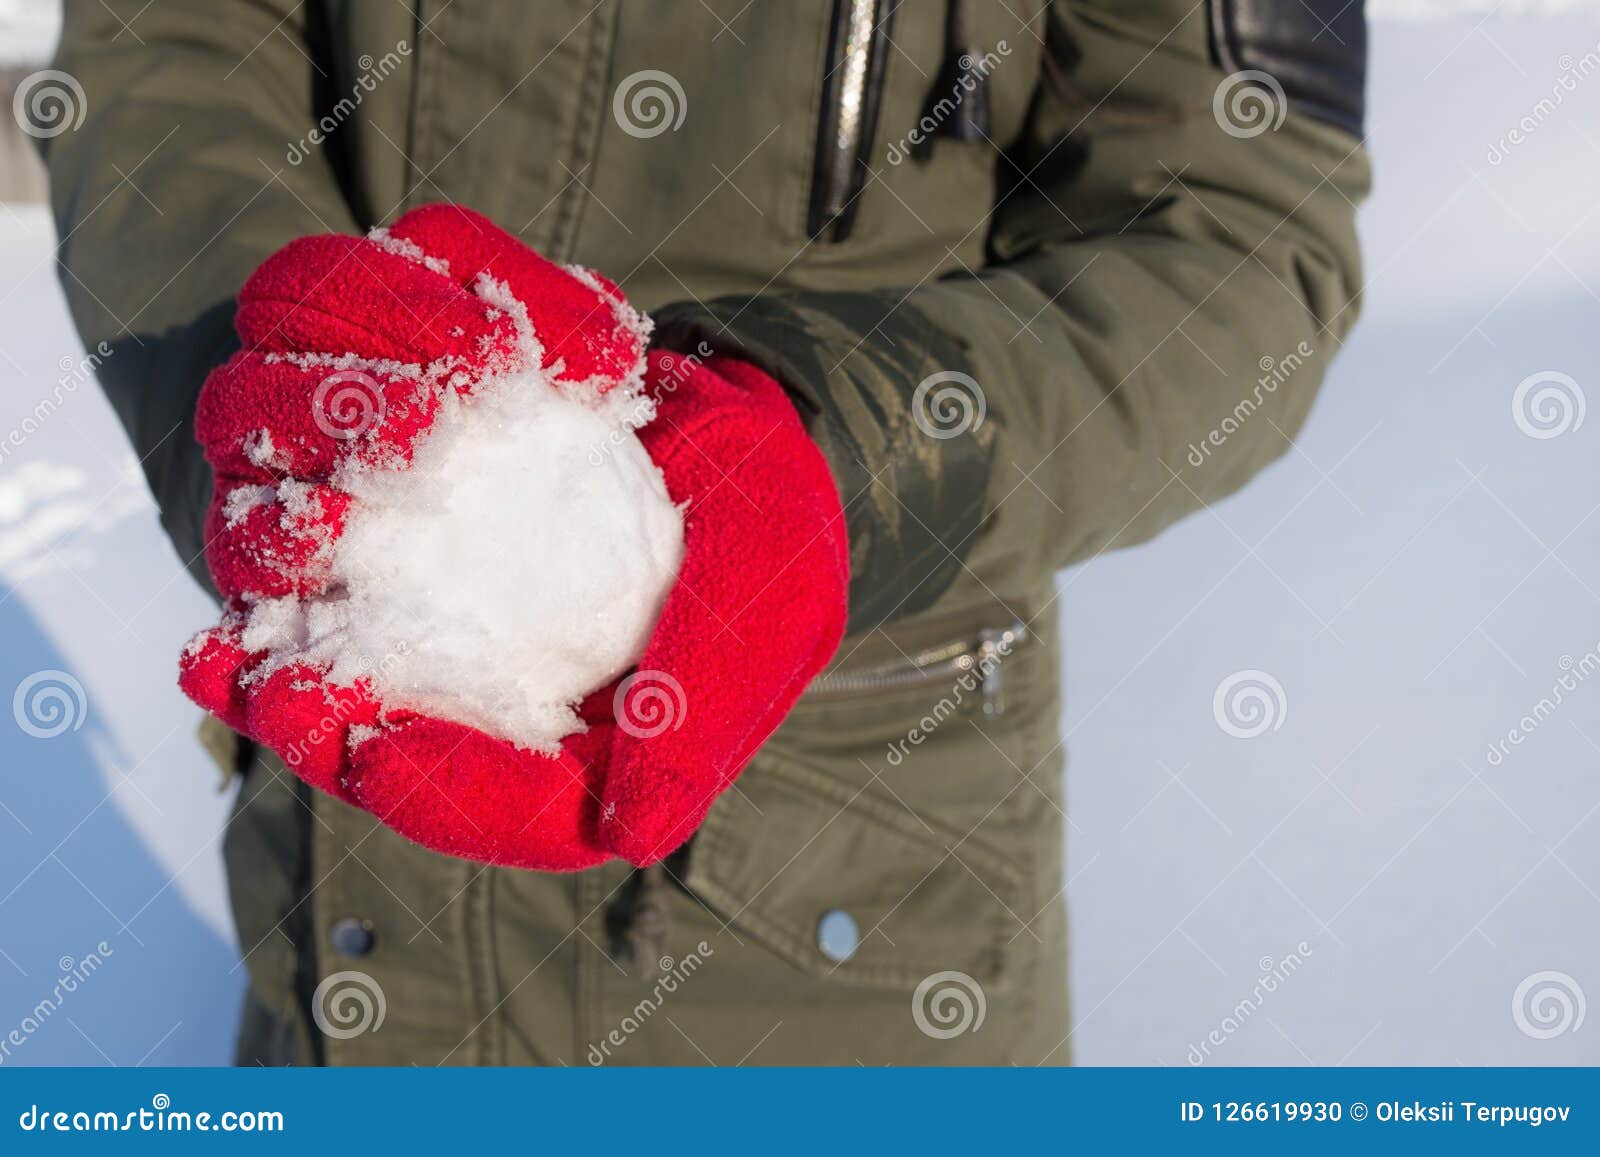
[[222, 484, 273, 528], [243, 429, 283, 471]]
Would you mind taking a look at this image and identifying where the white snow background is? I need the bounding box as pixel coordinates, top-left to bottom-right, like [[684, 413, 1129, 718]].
[[1, 1, 1598, 1065]]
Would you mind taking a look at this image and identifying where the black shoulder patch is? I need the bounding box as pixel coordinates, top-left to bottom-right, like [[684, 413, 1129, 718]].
[[1208, 0, 1367, 136]]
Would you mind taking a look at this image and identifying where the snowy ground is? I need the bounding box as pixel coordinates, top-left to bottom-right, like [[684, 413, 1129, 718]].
[[1, 5, 1598, 1066], [1064, 12, 1600, 1064], [0, 205, 238, 1065]]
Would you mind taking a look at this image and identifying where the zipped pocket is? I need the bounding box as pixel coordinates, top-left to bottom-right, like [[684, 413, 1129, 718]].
[[807, 0, 894, 242], [806, 619, 1030, 716]]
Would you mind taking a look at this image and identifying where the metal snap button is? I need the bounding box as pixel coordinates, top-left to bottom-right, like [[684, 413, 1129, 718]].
[[817, 909, 860, 962], [329, 917, 376, 958]]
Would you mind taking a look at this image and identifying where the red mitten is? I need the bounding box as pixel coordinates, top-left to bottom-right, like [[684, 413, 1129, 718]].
[[596, 350, 849, 864], [180, 205, 848, 871]]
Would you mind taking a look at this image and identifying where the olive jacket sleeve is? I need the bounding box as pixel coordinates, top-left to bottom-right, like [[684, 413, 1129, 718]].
[[656, 0, 1370, 630], [43, 0, 359, 585]]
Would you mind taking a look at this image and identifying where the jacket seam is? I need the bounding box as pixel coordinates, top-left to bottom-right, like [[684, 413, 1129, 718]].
[[402, 0, 435, 214], [549, 0, 618, 260]]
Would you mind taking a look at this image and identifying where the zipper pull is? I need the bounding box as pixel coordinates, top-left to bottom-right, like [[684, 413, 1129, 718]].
[[977, 620, 1027, 716]]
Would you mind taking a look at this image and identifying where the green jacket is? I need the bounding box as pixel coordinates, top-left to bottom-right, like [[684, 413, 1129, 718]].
[[45, 0, 1368, 1065]]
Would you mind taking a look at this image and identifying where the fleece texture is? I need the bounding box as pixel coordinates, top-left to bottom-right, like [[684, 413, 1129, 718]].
[[178, 204, 848, 870]]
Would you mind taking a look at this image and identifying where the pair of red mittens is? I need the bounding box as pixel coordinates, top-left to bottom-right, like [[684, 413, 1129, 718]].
[[179, 204, 847, 870]]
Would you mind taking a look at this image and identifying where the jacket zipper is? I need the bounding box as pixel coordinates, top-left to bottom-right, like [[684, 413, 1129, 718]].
[[807, 621, 1030, 716], [807, 0, 893, 242]]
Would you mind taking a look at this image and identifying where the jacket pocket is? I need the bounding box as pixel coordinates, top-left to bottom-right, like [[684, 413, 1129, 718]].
[[684, 746, 1027, 994], [805, 618, 1028, 713], [783, 600, 1059, 834]]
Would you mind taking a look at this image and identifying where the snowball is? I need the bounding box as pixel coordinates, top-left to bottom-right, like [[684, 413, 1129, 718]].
[[238, 278, 683, 756]]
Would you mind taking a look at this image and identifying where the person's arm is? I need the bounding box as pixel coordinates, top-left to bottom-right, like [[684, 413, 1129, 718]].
[[43, 0, 359, 584], [656, 0, 1369, 630]]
